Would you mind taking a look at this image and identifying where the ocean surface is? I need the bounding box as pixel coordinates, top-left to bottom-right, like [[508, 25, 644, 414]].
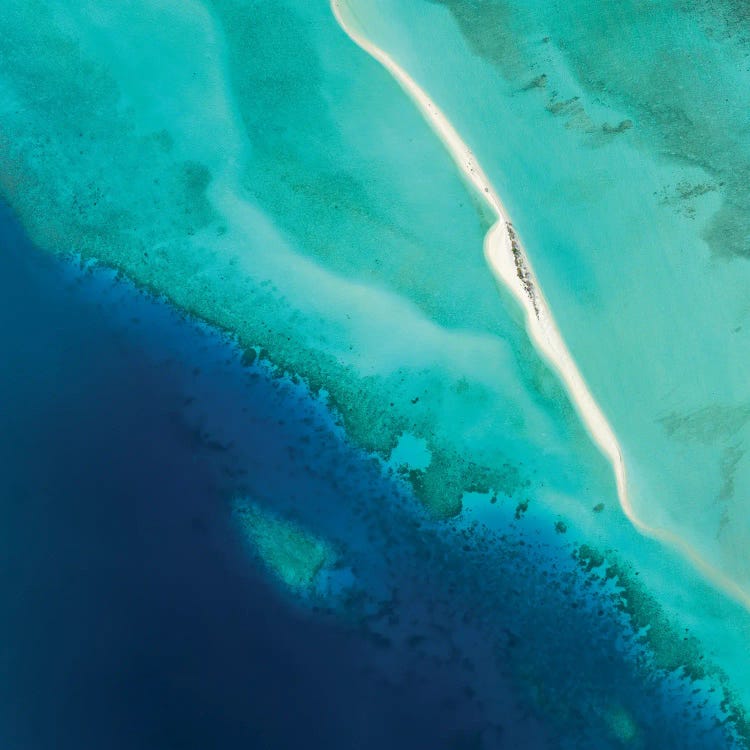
[[2, 202, 531, 749], [1, 0, 750, 747], [1, 195, 745, 748]]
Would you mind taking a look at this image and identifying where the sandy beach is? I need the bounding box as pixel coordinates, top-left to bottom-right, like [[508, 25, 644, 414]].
[[330, 0, 750, 613]]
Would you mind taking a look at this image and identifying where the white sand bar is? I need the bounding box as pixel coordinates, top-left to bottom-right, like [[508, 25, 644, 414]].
[[331, 0, 750, 612]]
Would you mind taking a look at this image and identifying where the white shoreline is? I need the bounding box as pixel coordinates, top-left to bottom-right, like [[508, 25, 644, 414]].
[[330, 0, 750, 612]]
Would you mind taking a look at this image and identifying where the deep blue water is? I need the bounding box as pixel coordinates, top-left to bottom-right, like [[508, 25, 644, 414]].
[[0, 202, 542, 749], [1, 201, 746, 750]]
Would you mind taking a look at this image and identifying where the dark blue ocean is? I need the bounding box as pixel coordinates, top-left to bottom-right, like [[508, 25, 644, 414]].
[[0, 201, 526, 749], [0, 201, 743, 749]]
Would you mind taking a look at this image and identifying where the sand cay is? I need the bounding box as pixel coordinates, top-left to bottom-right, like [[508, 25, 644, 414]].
[[331, 0, 750, 613]]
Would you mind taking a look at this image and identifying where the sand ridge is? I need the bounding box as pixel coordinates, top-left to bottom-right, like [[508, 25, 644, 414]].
[[330, 0, 750, 613]]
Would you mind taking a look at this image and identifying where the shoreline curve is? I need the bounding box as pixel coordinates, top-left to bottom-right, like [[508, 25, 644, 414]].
[[330, 0, 750, 613]]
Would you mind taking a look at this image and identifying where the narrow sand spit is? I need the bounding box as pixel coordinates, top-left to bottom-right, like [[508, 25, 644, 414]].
[[331, 0, 750, 612]]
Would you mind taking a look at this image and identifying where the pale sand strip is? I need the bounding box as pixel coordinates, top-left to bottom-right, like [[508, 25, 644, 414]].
[[331, 0, 750, 612]]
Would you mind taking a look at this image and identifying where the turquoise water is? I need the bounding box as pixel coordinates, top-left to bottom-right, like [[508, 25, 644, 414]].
[[2, 0, 750, 743], [348, 0, 750, 573], [346, 0, 750, 708], [0, 0, 613, 518]]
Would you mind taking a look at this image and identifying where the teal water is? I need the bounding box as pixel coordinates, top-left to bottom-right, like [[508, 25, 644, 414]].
[[344, 0, 750, 709], [0, 0, 613, 518], [2, 0, 750, 743]]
